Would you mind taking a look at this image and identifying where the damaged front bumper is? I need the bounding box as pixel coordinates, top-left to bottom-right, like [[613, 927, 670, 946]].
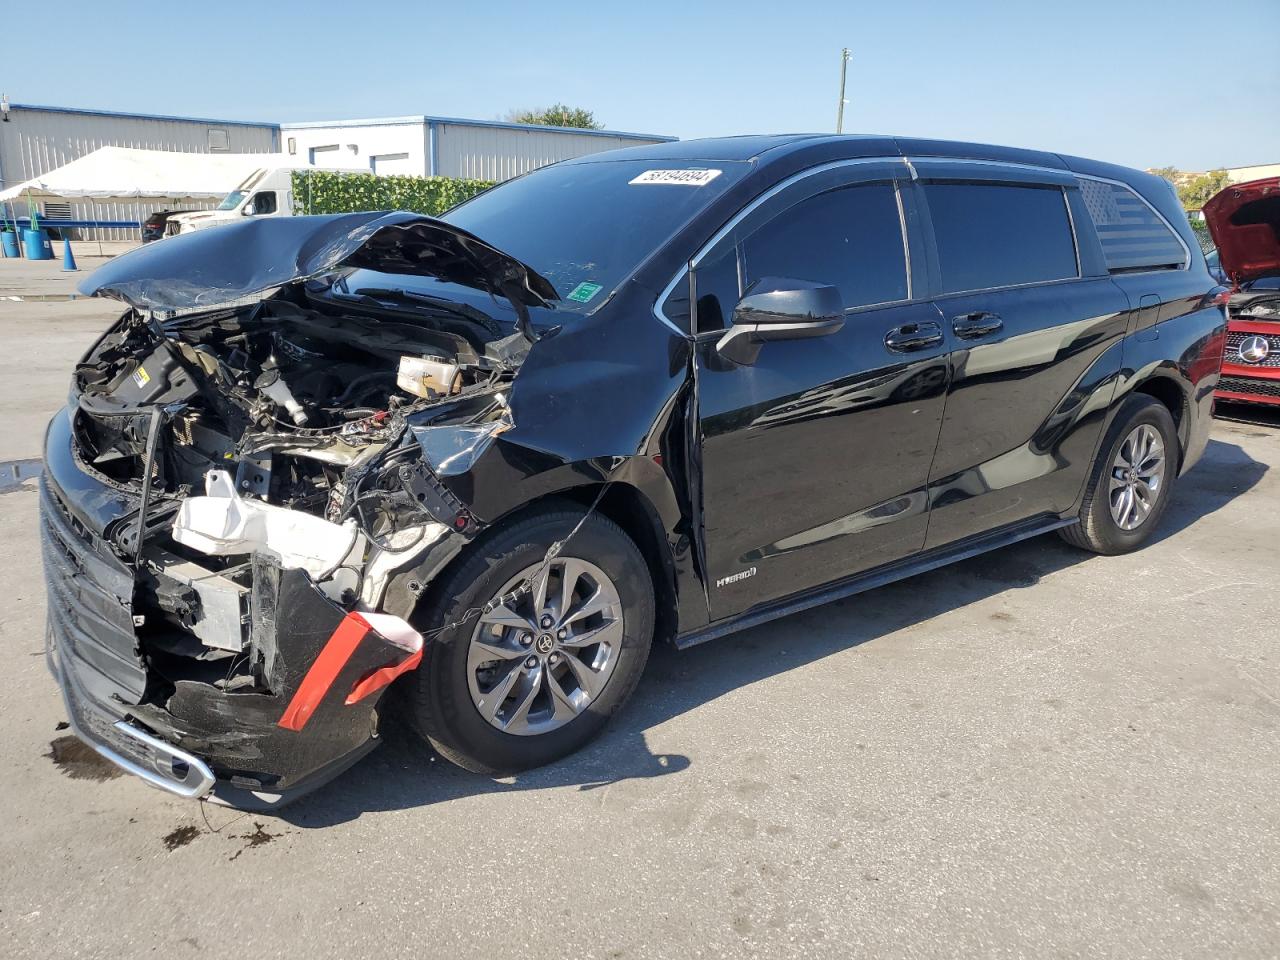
[[40, 410, 461, 809]]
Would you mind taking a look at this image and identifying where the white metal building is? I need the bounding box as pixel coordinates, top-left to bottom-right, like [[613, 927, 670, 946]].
[[0, 101, 279, 238], [280, 115, 675, 182], [1226, 162, 1280, 184]]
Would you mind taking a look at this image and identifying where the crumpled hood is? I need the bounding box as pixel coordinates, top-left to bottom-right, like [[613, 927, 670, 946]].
[[79, 211, 559, 312], [1203, 177, 1280, 285]]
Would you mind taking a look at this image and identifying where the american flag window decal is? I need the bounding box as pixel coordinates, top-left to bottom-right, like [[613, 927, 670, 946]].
[[1078, 178, 1186, 273]]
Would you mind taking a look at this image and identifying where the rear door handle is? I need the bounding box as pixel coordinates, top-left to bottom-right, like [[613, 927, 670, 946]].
[[951, 311, 1004, 339], [884, 321, 944, 353]]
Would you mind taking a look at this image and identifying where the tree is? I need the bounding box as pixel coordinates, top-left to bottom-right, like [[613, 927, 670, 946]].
[[1177, 169, 1230, 211], [1149, 166, 1180, 184], [504, 104, 603, 130]]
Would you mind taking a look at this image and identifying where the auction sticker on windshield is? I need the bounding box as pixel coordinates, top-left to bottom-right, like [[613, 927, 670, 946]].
[[629, 169, 722, 186], [566, 281, 604, 303]]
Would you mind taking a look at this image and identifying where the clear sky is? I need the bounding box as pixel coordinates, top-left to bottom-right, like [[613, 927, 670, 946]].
[[8, 0, 1278, 172]]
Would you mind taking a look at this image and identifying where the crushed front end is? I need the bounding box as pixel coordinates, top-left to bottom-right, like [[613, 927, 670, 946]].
[[41, 214, 552, 807], [43, 440, 423, 804]]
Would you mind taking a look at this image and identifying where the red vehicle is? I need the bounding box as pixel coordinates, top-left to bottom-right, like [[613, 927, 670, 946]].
[[1204, 178, 1280, 407]]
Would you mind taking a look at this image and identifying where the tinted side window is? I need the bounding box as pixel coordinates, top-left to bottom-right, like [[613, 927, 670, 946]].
[[743, 184, 907, 310], [924, 183, 1077, 293], [1077, 178, 1186, 272], [690, 182, 908, 333]]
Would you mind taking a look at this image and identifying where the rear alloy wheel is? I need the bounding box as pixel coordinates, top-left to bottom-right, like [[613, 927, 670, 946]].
[[404, 504, 653, 775], [1107, 423, 1167, 532], [1060, 395, 1179, 555]]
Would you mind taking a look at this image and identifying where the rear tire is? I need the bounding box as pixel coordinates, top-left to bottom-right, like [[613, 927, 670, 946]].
[[403, 503, 654, 776], [1059, 395, 1179, 555]]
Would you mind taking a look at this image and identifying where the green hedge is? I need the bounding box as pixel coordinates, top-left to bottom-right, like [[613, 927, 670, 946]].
[[1188, 219, 1213, 253], [291, 170, 495, 217]]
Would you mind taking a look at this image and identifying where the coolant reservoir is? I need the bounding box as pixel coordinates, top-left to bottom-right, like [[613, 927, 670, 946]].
[[108, 345, 188, 405], [398, 356, 461, 399]]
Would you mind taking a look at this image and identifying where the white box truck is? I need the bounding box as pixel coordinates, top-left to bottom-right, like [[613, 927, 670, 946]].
[[167, 165, 367, 236]]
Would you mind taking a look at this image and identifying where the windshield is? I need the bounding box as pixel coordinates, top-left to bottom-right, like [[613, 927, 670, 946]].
[[343, 158, 748, 312], [217, 190, 247, 212]]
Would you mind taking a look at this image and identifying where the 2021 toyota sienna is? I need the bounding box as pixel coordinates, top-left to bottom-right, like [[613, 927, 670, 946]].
[[42, 135, 1225, 807]]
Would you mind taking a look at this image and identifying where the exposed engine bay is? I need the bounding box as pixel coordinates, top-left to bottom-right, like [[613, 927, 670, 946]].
[[76, 293, 521, 496], [68, 286, 525, 694], [1229, 289, 1280, 322]]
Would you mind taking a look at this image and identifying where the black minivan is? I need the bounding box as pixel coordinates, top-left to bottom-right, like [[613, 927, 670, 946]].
[[43, 135, 1225, 807]]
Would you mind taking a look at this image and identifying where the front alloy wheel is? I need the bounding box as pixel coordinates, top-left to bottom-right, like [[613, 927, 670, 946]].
[[404, 504, 654, 776], [467, 557, 624, 735]]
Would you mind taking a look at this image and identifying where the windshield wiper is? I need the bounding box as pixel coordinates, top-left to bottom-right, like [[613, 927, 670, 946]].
[[342, 286, 505, 337]]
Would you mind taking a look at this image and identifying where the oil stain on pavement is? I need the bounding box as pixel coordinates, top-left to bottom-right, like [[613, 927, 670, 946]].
[[229, 822, 283, 861], [163, 825, 201, 851], [46, 735, 122, 781]]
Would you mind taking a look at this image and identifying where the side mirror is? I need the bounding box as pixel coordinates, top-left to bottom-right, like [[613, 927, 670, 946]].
[[242, 200, 256, 216], [715, 278, 845, 365]]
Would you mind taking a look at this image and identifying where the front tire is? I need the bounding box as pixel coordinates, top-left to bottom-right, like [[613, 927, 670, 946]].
[[1060, 395, 1179, 555], [404, 503, 654, 775]]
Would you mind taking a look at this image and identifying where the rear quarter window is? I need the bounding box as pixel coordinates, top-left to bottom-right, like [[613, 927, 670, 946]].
[[1077, 178, 1187, 272], [924, 182, 1078, 293]]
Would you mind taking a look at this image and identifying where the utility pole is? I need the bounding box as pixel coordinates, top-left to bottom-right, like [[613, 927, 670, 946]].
[[835, 48, 851, 133]]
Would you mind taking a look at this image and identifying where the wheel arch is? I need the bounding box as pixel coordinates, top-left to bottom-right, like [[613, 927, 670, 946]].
[[409, 481, 682, 647], [538, 483, 680, 648], [1128, 372, 1190, 468]]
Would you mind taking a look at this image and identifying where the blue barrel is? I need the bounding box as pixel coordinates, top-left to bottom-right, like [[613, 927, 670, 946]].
[[23, 228, 54, 260], [0, 231, 19, 258]]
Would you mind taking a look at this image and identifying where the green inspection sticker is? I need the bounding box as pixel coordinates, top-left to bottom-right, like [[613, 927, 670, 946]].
[[566, 281, 603, 304]]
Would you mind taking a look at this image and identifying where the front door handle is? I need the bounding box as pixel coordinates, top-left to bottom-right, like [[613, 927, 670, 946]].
[[884, 321, 943, 353], [951, 311, 1004, 339]]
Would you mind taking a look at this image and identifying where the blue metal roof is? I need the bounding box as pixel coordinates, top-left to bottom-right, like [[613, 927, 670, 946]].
[[12, 102, 279, 130], [279, 114, 675, 143], [278, 115, 424, 130], [11, 103, 672, 142]]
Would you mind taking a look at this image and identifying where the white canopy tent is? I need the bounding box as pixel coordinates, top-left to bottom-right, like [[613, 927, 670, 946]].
[[0, 146, 297, 203], [0, 147, 301, 244]]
